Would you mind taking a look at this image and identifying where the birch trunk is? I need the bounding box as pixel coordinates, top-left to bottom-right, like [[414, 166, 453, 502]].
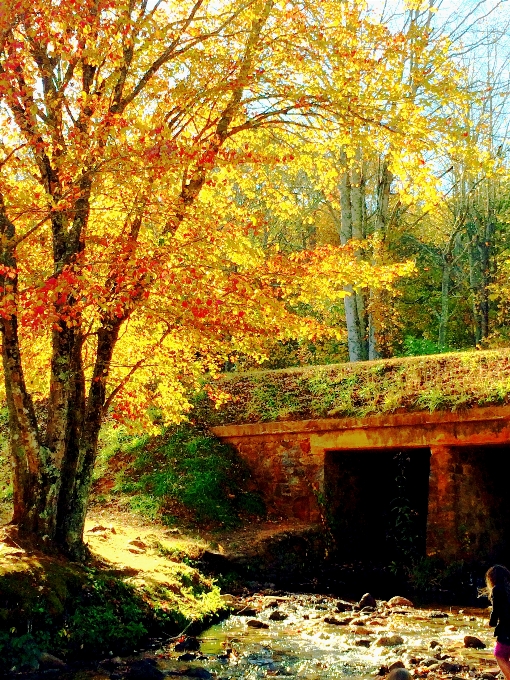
[[338, 151, 365, 362]]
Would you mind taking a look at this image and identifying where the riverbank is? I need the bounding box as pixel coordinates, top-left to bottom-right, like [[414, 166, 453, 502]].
[[0, 513, 228, 674]]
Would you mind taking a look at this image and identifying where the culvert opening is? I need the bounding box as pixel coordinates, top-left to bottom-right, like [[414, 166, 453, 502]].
[[324, 447, 431, 564], [443, 444, 510, 563]]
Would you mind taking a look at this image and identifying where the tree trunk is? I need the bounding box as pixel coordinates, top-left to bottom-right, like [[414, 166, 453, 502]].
[[438, 257, 451, 350], [338, 150, 369, 362]]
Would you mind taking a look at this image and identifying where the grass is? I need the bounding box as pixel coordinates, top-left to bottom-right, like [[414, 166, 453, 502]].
[[93, 423, 266, 529], [197, 348, 510, 425], [0, 527, 227, 672]]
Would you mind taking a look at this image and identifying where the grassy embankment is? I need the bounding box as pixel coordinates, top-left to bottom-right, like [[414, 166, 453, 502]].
[[201, 348, 510, 425]]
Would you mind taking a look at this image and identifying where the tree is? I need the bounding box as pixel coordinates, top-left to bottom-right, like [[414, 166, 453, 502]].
[[0, 0, 415, 557]]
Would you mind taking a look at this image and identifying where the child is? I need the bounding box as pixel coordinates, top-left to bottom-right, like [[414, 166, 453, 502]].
[[487, 565, 510, 680]]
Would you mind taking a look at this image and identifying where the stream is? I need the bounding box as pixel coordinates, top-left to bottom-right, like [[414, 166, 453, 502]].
[[86, 594, 502, 680]]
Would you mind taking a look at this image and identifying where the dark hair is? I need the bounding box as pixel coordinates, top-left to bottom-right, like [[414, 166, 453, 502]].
[[486, 565, 510, 600]]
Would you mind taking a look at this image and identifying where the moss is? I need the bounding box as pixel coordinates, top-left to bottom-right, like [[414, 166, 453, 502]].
[[0, 550, 226, 672], [197, 348, 510, 425]]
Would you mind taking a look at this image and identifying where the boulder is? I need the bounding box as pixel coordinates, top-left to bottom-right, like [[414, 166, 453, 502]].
[[388, 597, 414, 608], [376, 635, 404, 647], [269, 610, 288, 621], [464, 635, 486, 649], [247, 619, 270, 629], [359, 593, 377, 609], [429, 640, 440, 649]]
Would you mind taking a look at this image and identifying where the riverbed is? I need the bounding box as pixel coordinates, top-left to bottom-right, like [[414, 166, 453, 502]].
[[120, 593, 500, 680]]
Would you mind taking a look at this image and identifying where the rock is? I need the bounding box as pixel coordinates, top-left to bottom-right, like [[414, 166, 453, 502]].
[[235, 606, 259, 616], [39, 653, 66, 669], [165, 527, 181, 535], [269, 610, 288, 621], [355, 639, 371, 647], [464, 635, 486, 649], [165, 669, 212, 679], [378, 666, 389, 676], [351, 618, 367, 625], [125, 659, 164, 680], [362, 606, 376, 613], [422, 659, 440, 667], [359, 593, 377, 609], [128, 539, 147, 549], [175, 636, 201, 652], [445, 625, 458, 632], [439, 661, 462, 673], [336, 600, 354, 612], [324, 616, 349, 625], [387, 670, 412, 680], [429, 611, 449, 618], [247, 619, 270, 629], [182, 669, 213, 679], [220, 594, 237, 606], [388, 597, 414, 608], [376, 635, 404, 647], [178, 653, 198, 662], [429, 640, 441, 649], [389, 661, 406, 671]]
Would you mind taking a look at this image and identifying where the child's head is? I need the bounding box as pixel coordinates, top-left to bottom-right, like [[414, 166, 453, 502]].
[[486, 564, 510, 590]]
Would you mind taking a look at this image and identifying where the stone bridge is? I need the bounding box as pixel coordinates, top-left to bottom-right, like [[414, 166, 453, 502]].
[[212, 404, 510, 564]]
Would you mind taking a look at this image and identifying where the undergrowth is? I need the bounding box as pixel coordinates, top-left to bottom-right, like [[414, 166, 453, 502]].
[[0, 556, 225, 672], [94, 424, 265, 528]]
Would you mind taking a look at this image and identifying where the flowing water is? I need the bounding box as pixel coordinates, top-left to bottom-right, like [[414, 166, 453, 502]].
[[67, 594, 499, 680], [149, 594, 499, 680]]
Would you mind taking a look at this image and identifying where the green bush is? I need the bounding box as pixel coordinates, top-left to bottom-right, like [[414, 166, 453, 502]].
[[113, 425, 265, 528]]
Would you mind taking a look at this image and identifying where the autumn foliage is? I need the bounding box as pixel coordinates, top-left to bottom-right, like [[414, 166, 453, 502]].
[[0, 0, 465, 555]]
